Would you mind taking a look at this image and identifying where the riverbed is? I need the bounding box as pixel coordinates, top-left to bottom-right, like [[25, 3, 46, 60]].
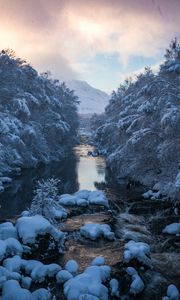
[[0, 135, 179, 299]]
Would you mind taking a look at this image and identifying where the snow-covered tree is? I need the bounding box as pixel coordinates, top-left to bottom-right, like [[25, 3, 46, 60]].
[[29, 178, 67, 224], [0, 50, 79, 190], [91, 39, 180, 200]]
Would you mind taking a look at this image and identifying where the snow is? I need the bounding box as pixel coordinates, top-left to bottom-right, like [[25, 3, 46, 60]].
[[3, 255, 22, 272], [32, 288, 51, 300], [67, 80, 109, 114], [167, 284, 180, 300], [0, 222, 18, 240], [0, 266, 21, 281], [109, 278, 120, 297], [58, 190, 109, 207], [65, 260, 79, 275], [74, 190, 90, 199], [1, 279, 51, 300], [90, 48, 180, 200], [91, 256, 105, 266], [5, 238, 23, 256], [162, 284, 180, 300], [21, 276, 32, 289], [80, 223, 115, 241], [16, 215, 64, 247], [163, 223, 180, 235], [126, 267, 144, 295], [2, 280, 32, 300], [143, 190, 161, 200], [30, 262, 61, 282], [59, 194, 79, 206], [64, 265, 110, 300], [88, 190, 109, 207], [0, 51, 79, 192], [0, 240, 6, 260], [56, 270, 73, 283], [124, 240, 152, 268]]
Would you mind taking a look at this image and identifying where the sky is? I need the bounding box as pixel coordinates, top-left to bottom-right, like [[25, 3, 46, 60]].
[[0, 0, 179, 93]]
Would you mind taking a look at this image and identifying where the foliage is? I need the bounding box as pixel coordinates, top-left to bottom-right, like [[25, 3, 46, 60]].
[[91, 39, 180, 200]]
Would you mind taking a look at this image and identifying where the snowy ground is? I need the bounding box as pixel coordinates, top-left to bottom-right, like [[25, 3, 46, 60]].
[[0, 188, 179, 299]]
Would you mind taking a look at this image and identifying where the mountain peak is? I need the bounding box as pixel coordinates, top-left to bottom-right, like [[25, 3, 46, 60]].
[[67, 80, 109, 114]]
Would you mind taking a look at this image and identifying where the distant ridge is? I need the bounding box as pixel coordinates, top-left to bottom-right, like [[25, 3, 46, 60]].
[[67, 80, 109, 114]]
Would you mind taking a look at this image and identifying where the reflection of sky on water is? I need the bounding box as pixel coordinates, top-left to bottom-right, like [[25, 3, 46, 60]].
[[77, 156, 105, 190], [0, 144, 106, 218], [74, 144, 106, 190]]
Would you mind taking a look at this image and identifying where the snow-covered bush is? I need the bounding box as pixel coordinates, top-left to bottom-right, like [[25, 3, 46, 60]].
[[91, 39, 180, 200], [29, 178, 68, 224], [80, 223, 115, 241], [64, 265, 111, 300], [0, 49, 79, 191], [124, 240, 152, 268]]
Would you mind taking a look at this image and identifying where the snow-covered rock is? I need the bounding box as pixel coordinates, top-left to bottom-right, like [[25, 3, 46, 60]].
[[21, 276, 32, 289], [64, 265, 110, 300], [80, 223, 115, 241], [88, 190, 109, 207], [32, 288, 51, 300], [16, 215, 64, 247], [163, 223, 180, 235], [91, 256, 105, 266], [0, 222, 18, 240], [56, 270, 73, 284], [109, 278, 120, 297], [65, 260, 79, 275], [2, 279, 32, 300], [124, 240, 152, 267], [58, 190, 109, 207], [126, 267, 144, 295], [143, 190, 161, 200], [162, 284, 180, 300]]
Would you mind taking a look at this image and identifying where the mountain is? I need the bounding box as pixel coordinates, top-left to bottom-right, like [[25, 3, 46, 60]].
[[67, 80, 109, 114]]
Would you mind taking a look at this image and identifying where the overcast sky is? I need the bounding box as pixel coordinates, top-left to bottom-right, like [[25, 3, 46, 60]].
[[0, 0, 179, 92]]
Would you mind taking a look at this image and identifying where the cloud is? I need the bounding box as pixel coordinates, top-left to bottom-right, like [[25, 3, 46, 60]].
[[0, 0, 179, 86]]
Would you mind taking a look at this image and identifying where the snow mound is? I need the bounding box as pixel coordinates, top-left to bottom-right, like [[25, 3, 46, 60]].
[[143, 190, 161, 200], [91, 256, 105, 266], [88, 190, 109, 207], [0, 222, 18, 240], [1, 279, 51, 300], [56, 270, 73, 283], [16, 215, 65, 248], [64, 265, 111, 300], [109, 278, 120, 297], [163, 223, 180, 235], [126, 267, 144, 295], [58, 190, 109, 207], [80, 223, 115, 241], [2, 279, 32, 300], [32, 288, 51, 300], [162, 284, 180, 300], [124, 240, 152, 267], [65, 260, 79, 275]]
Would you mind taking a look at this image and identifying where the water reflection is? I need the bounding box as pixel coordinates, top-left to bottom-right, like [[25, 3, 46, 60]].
[[0, 144, 106, 218]]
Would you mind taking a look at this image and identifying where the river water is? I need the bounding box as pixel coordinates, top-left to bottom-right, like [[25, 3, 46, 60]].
[[0, 141, 106, 219], [0, 135, 179, 298]]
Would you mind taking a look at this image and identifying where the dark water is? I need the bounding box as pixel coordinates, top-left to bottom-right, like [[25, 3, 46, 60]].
[[0, 143, 106, 218]]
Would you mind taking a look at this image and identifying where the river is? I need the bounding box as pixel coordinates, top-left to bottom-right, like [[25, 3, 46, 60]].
[[0, 133, 179, 299], [0, 139, 106, 219]]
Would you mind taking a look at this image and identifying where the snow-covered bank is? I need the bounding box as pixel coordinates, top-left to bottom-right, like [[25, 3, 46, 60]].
[[91, 40, 180, 201], [0, 50, 79, 192]]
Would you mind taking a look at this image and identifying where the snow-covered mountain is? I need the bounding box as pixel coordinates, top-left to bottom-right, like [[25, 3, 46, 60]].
[[67, 80, 109, 114]]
